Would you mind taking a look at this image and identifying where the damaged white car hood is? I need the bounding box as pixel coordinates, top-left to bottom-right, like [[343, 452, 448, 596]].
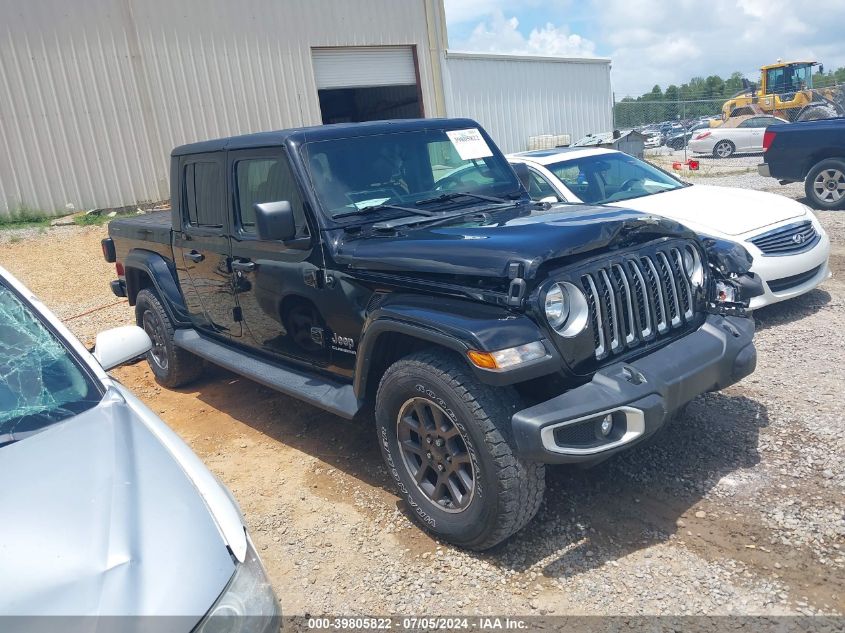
[[0, 390, 236, 618]]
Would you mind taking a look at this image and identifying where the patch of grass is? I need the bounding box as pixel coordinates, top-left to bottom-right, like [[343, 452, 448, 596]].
[[73, 213, 112, 226], [0, 205, 53, 230]]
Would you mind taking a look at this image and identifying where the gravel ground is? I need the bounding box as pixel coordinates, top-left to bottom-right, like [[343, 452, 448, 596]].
[[0, 181, 842, 618]]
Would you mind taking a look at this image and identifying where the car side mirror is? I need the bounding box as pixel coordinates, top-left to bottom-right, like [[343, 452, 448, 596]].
[[93, 325, 152, 371], [511, 162, 531, 192], [254, 200, 296, 241]]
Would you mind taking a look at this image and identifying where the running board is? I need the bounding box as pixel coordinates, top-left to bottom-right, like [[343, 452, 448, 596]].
[[174, 329, 360, 419]]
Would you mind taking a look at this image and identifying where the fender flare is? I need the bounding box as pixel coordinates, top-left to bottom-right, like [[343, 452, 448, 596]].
[[353, 294, 560, 398], [124, 249, 192, 327]]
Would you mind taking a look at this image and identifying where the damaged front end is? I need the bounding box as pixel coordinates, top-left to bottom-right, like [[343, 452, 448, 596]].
[[702, 236, 764, 317]]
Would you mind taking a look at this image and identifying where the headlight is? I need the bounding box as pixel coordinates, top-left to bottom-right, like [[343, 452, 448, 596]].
[[543, 281, 590, 337], [683, 245, 704, 288], [544, 283, 569, 329], [195, 536, 281, 633]]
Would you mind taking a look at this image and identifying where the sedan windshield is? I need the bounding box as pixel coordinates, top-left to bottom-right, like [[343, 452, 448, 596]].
[[547, 153, 685, 205], [0, 282, 101, 446], [302, 128, 520, 221]]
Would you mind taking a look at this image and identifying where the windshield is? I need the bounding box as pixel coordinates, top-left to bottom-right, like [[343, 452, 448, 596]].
[[302, 128, 520, 220], [0, 282, 101, 447], [547, 153, 684, 205]]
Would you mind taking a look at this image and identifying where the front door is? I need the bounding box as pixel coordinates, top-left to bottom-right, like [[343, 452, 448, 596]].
[[227, 148, 328, 366], [173, 154, 241, 338]]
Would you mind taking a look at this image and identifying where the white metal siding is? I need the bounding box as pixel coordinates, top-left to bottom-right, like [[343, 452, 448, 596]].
[[313, 47, 417, 89], [0, 0, 443, 217], [443, 53, 613, 154]]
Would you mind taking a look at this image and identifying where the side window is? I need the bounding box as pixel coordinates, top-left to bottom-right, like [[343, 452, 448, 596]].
[[766, 67, 784, 94], [527, 170, 558, 200], [184, 161, 224, 228], [738, 118, 756, 128], [235, 155, 309, 238]]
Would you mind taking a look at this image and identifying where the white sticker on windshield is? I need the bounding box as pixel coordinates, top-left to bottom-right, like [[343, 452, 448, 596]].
[[446, 128, 494, 161]]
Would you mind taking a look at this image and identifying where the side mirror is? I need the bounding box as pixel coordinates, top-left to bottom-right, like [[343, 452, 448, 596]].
[[254, 201, 296, 241], [93, 325, 152, 371], [511, 162, 531, 192]]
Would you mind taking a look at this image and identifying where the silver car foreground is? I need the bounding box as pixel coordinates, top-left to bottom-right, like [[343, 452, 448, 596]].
[[0, 265, 280, 632]]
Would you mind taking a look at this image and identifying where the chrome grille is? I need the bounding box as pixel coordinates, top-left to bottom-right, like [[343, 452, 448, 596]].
[[581, 245, 701, 361], [749, 221, 819, 256]]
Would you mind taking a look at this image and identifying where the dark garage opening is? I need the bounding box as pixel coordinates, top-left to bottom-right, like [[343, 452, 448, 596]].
[[318, 84, 422, 124]]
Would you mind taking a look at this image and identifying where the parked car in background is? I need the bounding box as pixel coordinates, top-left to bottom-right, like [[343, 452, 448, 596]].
[[758, 117, 845, 210], [509, 147, 830, 308], [665, 121, 712, 150], [689, 115, 789, 157], [0, 265, 280, 630]]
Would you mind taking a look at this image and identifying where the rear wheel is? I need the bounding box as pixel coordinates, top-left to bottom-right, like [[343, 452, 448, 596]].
[[375, 350, 545, 550], [713, 140, 735, 158], [135, 289, 204, 387], [805, 159, 845, 210]]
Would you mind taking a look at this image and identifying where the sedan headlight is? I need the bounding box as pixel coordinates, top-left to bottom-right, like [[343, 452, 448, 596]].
[[195, 536, 281, 633], [544, 283, 569, 329]]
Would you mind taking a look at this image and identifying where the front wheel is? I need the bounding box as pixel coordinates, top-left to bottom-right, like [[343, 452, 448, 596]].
[[805, 158, 845, 210], [375, 350, 545, 550], [712, 140, 735, 158]]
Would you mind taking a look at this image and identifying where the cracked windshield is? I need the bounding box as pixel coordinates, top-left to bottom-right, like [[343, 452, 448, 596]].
[[0, 283, 100, 446]]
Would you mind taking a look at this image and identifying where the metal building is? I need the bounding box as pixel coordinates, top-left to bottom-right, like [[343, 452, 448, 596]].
[[0, 0, 448, 217], [0, 0, 613, 217], [442, 52, 613, 155]]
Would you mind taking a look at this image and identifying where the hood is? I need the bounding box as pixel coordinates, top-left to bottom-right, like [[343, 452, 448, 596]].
[[607, 184, 807, 237], [0, 391, 235, 620], [333, 203, 695, 279]]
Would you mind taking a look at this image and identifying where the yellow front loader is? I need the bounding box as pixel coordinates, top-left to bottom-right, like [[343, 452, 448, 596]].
[[721, 60, 844, 123]]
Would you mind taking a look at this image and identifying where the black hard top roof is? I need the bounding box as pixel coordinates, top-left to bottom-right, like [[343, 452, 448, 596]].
[[172, 118, 483, 156]]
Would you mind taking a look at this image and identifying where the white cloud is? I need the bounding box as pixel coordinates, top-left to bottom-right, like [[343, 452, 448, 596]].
[[444, 0, 845, 98], [451, 10, 597, 59], [592, 0, 844, 96]]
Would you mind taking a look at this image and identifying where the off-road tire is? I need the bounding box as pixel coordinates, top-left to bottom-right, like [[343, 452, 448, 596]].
[[375, 350, 545, 550], [135, 289, 204, 387], [805, 158, 845, 210], [712, 140, 735, 158]]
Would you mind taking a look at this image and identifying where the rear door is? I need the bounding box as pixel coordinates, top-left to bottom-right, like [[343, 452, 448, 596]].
[[172, 154, 241, 337], [227, 147, 328, 366]]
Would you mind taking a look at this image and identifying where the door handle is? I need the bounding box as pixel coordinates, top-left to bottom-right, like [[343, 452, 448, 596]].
[[185, 251, 205, 263], [231, 259, 256, 273]]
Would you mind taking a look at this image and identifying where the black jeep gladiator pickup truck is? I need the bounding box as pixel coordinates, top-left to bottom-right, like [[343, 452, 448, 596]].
[[104, 118, 758, 549], [758, 117, 845, 210]]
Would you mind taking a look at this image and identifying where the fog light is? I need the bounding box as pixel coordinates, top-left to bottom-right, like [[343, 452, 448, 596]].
[[599, 414, 613, 437]]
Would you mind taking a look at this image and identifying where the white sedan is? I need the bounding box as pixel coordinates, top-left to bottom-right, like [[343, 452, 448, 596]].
[[508, 147, 830, 309], [688, 115, 789, 158]]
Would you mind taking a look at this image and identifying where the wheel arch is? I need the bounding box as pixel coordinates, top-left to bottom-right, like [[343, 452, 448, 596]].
[[124, 250, 192, 327], [353, 295, 559, 400]]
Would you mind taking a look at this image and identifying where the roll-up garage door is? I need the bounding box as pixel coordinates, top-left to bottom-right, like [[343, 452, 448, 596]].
[[312, 47, 422, 123], [312, 47, 417, 89]]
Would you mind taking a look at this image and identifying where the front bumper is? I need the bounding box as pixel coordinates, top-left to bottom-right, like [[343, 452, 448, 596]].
[[746, 230, 831, 309], [511, 314, 756, 464]]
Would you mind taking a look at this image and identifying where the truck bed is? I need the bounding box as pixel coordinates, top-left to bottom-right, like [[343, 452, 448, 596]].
[[109, 210, 172, 261]]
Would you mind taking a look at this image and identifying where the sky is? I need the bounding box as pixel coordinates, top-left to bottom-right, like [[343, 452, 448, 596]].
[[443, 0, 845, 98]]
